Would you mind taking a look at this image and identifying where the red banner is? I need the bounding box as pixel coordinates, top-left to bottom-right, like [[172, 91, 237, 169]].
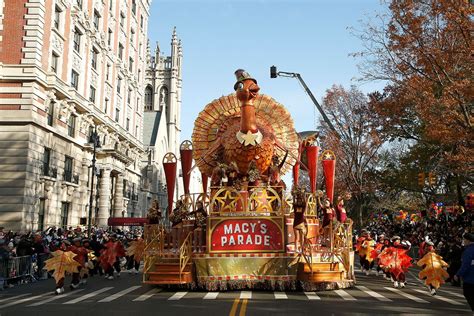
[[322, 159, 336, 204], [180, 141, 193, 195], [305, 145, 319, 193], [107, 217, 149, 226], [163, 152, 177, 215], [209, 217, 284, 253]]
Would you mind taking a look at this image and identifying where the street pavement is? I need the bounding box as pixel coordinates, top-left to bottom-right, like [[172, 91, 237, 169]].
[[0, 268, 471, 315]]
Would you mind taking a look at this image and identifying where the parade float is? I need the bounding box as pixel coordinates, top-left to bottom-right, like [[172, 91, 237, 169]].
[[142, 70, 354, 291]]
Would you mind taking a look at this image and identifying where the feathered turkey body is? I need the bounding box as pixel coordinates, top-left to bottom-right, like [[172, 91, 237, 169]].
[[192, 94, 299, 177]]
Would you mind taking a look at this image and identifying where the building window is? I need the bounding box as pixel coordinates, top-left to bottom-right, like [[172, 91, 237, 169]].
[[127, 88, 132, 104], [73, 27, 81, 52], [144, 85, 153, 111], [38, 199, 46, 231], [106, 64, 111, 81], [54, 6, 61, 29], [75, 0, 83, 9], [91, 48, 98, 70], [129, 57, 133, 72], [109, 0, 113, 12], [140, 15, 144, 29], [108, 28, 112, 46], [118, 43, 124, 60], [126, 118, 130, 131], [117, 77, 122, 94], [64, 156, 73, 182], [130, 28, 135, 45], [93, 10, 100, 30], [71, 70, 79, 90], [67, 115, 76, 137], [115, 107, 120, 122], [51, 52, 59, 74], [132, 0, 137, 15], [120, 11, 125, 27], [89, 86, 96, 103], [135, 125, 138, 137], [136, 97, 140, 111], [60, 202, 70, 229], [104, 98, 109, 113], [47, 102, 54, 126], [43, 147, 51, 176]]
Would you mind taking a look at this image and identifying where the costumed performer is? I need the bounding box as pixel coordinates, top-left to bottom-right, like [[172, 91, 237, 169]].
[[359, 232, 376, 275], [417, 239, 449, 296], [191, 201, 208, 253], [292, 186, 307, 254], [378, 236, 412, 288]]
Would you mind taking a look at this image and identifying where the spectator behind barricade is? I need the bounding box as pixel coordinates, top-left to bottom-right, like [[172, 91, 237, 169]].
[[15, 235, 33, 257], [0, 238, 10, 261]]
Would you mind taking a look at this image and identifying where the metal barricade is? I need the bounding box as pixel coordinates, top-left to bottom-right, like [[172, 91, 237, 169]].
[[0, 255, 36, 288]]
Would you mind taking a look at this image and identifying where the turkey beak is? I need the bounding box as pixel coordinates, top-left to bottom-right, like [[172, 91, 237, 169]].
[[249, 83, 260, 97]]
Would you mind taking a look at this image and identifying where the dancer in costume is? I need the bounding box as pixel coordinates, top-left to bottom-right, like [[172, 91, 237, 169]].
[[356, 230, 368, 272], [68, 237, 89, 289], [44, 240, 81, 295], [335, 193, 350, 223], [417, 240, 449, 296], [125, 234, 144, 274], [378, 236, 412, 288], [292, 186, 307, 254], [191, 201, 208, 253], [359, 233, 376, 275], [321, 198, 335, 228], [373, 234, 391, 279], [101, 234, 125, 280], [170, 199, 188, 251]]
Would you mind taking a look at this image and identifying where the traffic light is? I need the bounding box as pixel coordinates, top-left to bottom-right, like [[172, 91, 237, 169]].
[[417, 172, 425, 187], [428, 172, 436, 187], [270, 66, 278, 78]]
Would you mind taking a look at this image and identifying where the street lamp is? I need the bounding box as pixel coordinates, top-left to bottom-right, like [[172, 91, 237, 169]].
[[270, 65, 340, 138], [87, 126, 101, 237]]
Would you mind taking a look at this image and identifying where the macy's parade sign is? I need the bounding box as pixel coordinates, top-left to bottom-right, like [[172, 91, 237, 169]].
[[208, 217, 284, 253]]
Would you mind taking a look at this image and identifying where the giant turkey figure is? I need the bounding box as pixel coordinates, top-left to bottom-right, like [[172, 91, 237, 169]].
[[192, 70, 299, 179]]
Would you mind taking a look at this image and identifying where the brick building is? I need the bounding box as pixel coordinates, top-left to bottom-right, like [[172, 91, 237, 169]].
[[0, 0, 154, 231]]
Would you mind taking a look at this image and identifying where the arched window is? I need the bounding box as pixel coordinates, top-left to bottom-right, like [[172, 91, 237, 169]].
[[159, 86, 168, 109], [144, 85, 153, 111]]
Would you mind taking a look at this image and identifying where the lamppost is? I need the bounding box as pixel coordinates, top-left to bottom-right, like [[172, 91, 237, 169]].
[[88, 126, 101, 237], [270, 65, 340, 138]]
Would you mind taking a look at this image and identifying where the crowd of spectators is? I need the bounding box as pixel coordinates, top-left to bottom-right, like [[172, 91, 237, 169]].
[[0, 226, 141, 289]]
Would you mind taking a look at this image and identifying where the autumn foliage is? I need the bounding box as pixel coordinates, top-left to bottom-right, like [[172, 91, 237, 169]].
[[44, 250, 81, 283], [126, 239, 146, 263], [417, 251, 449, 289]]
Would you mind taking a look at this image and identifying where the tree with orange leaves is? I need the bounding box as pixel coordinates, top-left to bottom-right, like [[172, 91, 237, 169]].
[[319, 85, 385, 226], [352, 0, 473, 206]]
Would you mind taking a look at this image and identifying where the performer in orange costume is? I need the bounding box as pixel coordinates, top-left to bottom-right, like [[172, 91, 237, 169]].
[[68, 237, 89, 289], [378, 236, 412, 288]]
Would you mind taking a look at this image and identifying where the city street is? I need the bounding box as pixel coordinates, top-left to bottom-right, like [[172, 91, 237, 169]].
[[0, 267, 470, 316]]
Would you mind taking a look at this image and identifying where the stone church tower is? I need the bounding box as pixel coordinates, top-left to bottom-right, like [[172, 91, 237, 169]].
[[142, 28, 183, 211]]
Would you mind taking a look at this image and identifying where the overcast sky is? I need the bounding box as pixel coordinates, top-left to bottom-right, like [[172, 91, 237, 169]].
[[148, 0, 387, 141]]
